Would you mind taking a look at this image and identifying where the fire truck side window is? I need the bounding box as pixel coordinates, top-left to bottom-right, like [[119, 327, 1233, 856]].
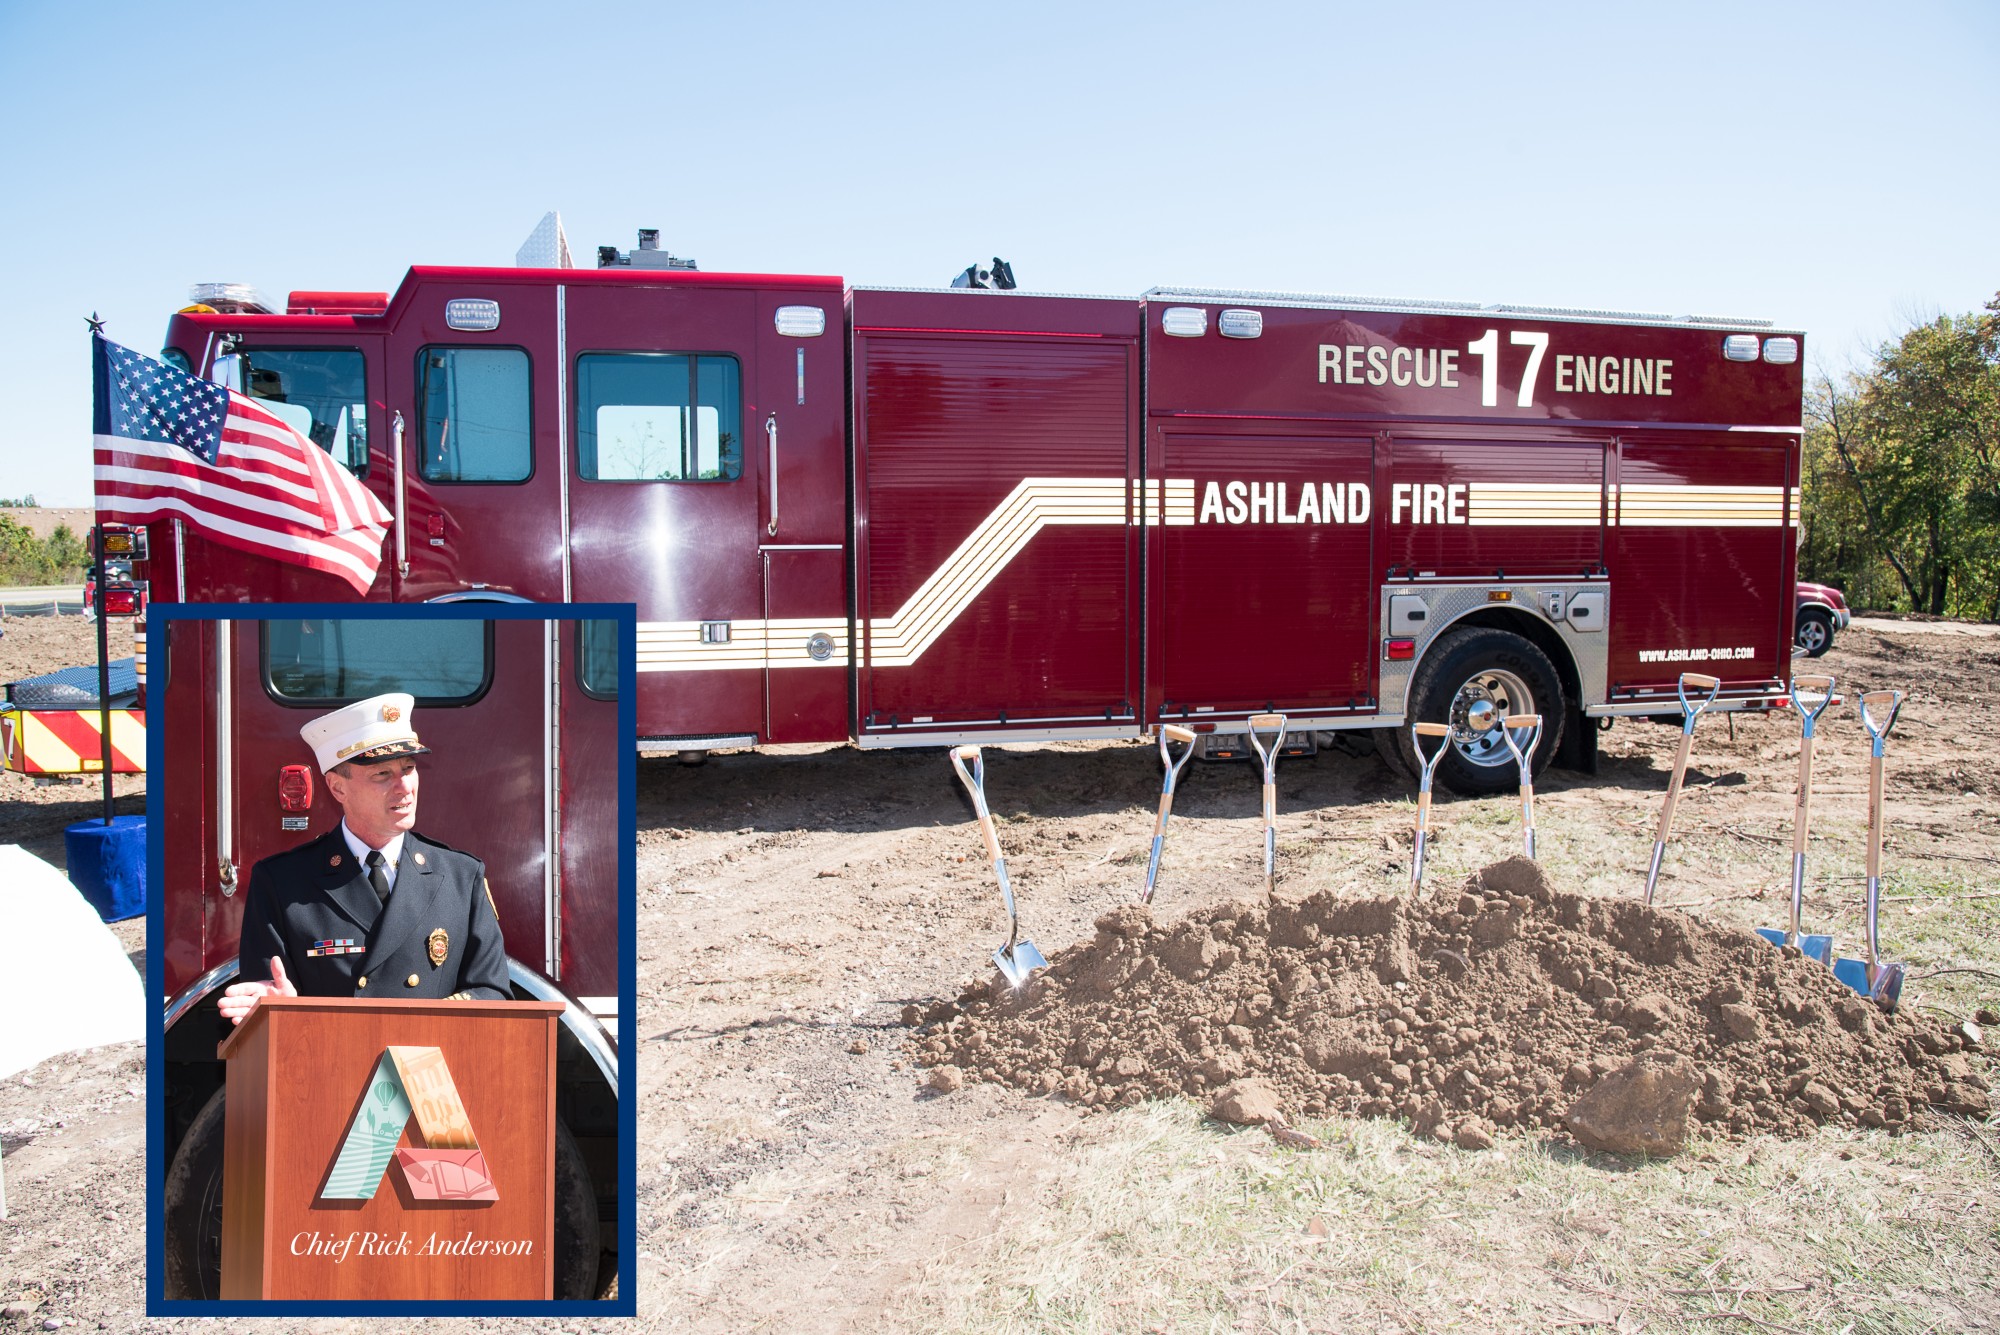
[[239, 348, 369, 475], [417, 347, 533, 483], [262, 619, 492, 705], [575, 353, 741, 482], [576, 619, 619, 699]]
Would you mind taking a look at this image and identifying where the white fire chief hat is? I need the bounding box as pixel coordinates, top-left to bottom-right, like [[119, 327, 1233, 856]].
[[300, 692, 432, 774]]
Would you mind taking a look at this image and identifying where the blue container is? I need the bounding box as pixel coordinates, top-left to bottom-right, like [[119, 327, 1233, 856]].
[[64, 814, 148, 922]]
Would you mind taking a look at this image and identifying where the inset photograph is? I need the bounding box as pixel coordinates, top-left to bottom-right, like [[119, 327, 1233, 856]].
[[148, 605, 632, 1312]]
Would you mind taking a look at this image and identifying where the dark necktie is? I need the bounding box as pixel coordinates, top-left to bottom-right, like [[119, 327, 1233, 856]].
[[365, 849, 391, 906]]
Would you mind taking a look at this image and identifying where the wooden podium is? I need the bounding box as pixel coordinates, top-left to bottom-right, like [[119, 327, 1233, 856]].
[[218, 996, 565, 1301]]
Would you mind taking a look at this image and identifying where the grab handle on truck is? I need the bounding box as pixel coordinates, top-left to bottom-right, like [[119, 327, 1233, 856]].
[[392, 409, 410, 577], [765, 413, 780, 537]]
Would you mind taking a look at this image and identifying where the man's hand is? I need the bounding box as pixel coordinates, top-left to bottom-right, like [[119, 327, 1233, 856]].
[[217, 957, 297, 1025]]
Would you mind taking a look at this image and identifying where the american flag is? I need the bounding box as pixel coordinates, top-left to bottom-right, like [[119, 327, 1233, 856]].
[[91, 335, 391, 594]]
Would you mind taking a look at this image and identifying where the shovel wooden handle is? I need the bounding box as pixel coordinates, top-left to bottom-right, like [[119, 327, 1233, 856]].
[[1792, 732, 1816, 858], [1654, 731, 1696, 843], [950, 746, 1005, 866]]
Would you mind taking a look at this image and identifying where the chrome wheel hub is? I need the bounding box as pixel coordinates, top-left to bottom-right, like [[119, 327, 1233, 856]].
[[1449, 668, 1533, 768]]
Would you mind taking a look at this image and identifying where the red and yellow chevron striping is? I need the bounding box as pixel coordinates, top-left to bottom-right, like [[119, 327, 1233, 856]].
[[0, 709, 146, 775]]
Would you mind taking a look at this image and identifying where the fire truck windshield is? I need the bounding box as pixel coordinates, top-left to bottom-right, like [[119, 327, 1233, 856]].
[[242, 348, 369, 473]]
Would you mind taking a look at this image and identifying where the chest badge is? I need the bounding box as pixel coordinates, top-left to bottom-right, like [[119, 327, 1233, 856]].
[[427, 928, 449, 968]]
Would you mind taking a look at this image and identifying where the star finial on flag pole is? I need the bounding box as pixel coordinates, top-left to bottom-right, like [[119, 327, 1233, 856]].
[[86, 312, 106, 335]]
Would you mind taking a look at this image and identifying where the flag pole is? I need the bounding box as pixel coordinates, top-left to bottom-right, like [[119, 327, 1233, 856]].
[[87, 314, 115, 825], [95, 554, 114, 825]]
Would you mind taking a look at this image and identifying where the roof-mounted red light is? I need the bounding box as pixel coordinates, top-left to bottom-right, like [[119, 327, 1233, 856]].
[[286, 291, 389, 316]]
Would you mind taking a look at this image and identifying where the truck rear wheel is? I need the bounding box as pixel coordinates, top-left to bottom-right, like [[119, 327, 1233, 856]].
[[162, 1087, 602, 1299], [1393, 627, 1565, 796]]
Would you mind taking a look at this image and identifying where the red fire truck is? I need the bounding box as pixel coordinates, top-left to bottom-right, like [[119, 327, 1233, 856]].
[[156, 612, 620, 1300], [137, 240, 1804, 796]]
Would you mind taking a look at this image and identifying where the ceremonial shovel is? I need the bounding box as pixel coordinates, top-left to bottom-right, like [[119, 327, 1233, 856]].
[[1756, 675, 1836, 966], [949, 746, 1047, 987], [1499, 713, 1543, 859], [1644, 673, 1722, 905], [1832, 691, 1907, 1010], [1139, 725, 1198, 905], [1245, 714, 1289, 896], [1408, 721, 1452, 895]]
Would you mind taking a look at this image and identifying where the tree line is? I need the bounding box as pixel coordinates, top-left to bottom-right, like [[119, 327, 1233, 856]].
[[1800, 292, 2000, 618], [0, 514, 88, 585]]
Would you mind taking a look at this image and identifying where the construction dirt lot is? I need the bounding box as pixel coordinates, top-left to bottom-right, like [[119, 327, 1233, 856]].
[[1, 612, 1997, 1333]]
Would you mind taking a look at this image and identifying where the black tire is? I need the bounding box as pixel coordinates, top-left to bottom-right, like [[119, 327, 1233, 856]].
[[1393, 627, 1566, 796], [1796, 607, 1834, 657], [1372, 728, 1416, 784], [162, 1087, 601, 1300], [163, 1088, 227, 1300], [553, 1118, 603, 1300]]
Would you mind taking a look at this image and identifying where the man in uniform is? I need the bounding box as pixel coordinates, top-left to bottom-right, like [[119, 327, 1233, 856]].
[[218, 691, 510, 1023]]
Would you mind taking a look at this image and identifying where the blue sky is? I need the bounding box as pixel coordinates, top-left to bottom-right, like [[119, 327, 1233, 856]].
[[2, 0, 1993, 506]]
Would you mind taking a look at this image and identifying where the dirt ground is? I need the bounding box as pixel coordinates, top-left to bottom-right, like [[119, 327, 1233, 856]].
[[1, 614, 1996, 1332]]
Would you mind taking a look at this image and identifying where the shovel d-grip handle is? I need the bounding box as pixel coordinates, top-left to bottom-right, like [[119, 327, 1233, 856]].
[[1409, 721, 1452, 894], [1246, 713, 1288, 895], [1501, 713, 1543, 860], [1785, 674, 1836, 942], [1676, 672, 1722, 732], [1645, 674, 1722, 904], [1141, 726, 1199, 904]]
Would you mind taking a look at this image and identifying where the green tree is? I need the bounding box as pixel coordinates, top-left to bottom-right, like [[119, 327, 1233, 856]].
[[1801, 293, 2000, 617], [43, 524, 89, 581], [0, 516, 91, 586], [0, 514, 54, 584]]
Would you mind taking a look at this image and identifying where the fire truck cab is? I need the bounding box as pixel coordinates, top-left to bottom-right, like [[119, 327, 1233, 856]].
[[150, 249, 1805, 796]]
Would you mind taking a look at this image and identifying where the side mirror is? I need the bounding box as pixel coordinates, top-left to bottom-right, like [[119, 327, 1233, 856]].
[[211, 352, 245, 392]]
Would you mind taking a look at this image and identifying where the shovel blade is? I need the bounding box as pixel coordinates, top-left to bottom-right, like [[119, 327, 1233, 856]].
[[1832, 956, 1905, 1010], [1755, 927, 1834, 966], [993, 939, 1048, 987]]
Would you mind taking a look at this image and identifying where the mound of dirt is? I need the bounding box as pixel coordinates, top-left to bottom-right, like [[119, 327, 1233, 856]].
[[912, 859, 1989, 1146]]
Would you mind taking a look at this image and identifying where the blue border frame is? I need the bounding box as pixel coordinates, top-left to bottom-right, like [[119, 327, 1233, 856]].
[[144, 602, 638, 1317]]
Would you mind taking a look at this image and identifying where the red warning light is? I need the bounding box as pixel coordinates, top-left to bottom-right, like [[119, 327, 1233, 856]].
[[278, 764, 315, 813]]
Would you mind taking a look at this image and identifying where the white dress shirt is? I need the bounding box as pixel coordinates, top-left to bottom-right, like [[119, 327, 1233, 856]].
[[340, 822, 407, 896]]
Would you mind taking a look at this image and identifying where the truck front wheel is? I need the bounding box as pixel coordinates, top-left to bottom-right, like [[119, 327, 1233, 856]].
[[1393, 627, 1566, 796]]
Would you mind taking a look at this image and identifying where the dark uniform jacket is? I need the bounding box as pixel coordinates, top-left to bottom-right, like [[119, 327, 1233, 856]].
[[236, 827, 510, 1001]]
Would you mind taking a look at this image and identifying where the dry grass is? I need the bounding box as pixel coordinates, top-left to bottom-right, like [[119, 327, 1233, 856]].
[[895, 1102, 2000, 1334]]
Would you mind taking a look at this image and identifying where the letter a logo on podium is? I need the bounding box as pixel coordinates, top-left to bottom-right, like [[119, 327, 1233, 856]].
[[321, 1046, 498, 1202]]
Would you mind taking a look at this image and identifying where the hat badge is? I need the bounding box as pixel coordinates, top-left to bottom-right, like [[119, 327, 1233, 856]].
[[381, 704, 403, 723]]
